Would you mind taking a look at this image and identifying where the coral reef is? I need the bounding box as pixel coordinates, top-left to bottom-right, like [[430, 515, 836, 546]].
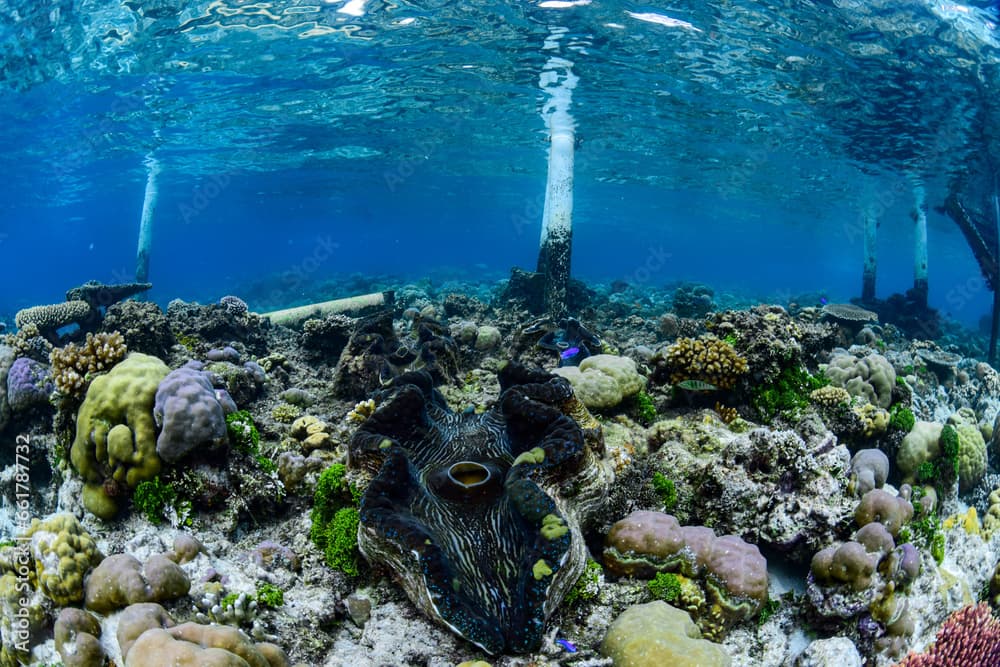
[[101, 300, 175, 358], [647, 416, 854, 561]]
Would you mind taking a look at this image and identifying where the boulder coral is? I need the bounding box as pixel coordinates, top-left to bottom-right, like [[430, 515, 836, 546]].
[[71, 353, 170, 518], [116, 602, 290, 667], [601, 601, 731, 667], [603, 510, 769, 634], [823, 351, 895, 409], [153, 362, 236, 463], [552, 354, 645, 410]]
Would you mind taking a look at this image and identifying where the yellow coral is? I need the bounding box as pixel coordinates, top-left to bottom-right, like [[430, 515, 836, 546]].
[[713, 402, 738, 425], [50, 331, 127, 397], [661, 336, 747, 390], [347, 399, 376, 424], [25, 513, 104, 606]]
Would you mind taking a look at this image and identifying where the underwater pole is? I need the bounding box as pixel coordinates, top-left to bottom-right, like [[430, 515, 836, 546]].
[[536, 28, 579, 319], [991, 186, 1000, 364], [862, 204, 878, 303], [135, 154, 160, 284], [912, 181, 929, 309]]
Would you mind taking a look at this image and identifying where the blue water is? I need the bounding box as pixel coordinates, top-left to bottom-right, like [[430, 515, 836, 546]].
[[1, 0, 998, 327]]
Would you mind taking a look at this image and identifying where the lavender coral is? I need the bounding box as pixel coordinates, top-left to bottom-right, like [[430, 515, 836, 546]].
[[153, 362, 236, 463]]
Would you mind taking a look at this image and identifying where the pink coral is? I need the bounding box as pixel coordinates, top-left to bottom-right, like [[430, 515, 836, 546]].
[[896, 603, 1000, 666]]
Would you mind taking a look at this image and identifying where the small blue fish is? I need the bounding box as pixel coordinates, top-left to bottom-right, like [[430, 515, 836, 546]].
[[556, 638, 577, 653], [560, 346, 580, 360]]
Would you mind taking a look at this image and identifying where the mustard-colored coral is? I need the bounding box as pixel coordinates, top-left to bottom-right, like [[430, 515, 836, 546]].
[[50, 331, 127, 397], [290, 415, 334, 451], [854, 403, 890, 438], [660, 337, 747, 390], [71, 353, 170, 519], [26, 513, 105, 606]]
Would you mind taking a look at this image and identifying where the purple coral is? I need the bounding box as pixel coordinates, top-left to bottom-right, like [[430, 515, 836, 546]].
[[604, 510, 769, 613], [153, 366, 235, 463], [6, 356, 53, 412]]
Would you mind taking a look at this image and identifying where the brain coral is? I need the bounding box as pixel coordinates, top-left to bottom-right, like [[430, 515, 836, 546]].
[[70, 353, 170, 519], [348, 363, 611, 655]]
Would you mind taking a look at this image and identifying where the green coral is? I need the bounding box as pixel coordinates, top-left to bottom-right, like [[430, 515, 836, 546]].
[[889, 405, 916, 433], [311, 464, 362, 575], [909, 506, 945, 565], [133, 477, 177, 526], [255, 583, 284, 608], [630, 390, 658, 424], [651, 473, 678, 512], [322, 507, 360, 576], [647, 572, 683, 603], [226, 410, 260, 452], [751, 365, 827, 423], [225, 410, 277, 476], [757, 597, 780, 625], [564, 560, 603, 606]]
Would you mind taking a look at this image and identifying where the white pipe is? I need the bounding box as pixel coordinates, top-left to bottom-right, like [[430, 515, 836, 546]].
[[537, 29, 579, 316], [136, 154, 160, 283], [913, 182, 928, 288]]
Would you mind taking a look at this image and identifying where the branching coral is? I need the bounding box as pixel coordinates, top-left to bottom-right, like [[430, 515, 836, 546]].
[[50, 331, 127, 397], [895, 603, 1000, 666], [656, 336, 748, 390]]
